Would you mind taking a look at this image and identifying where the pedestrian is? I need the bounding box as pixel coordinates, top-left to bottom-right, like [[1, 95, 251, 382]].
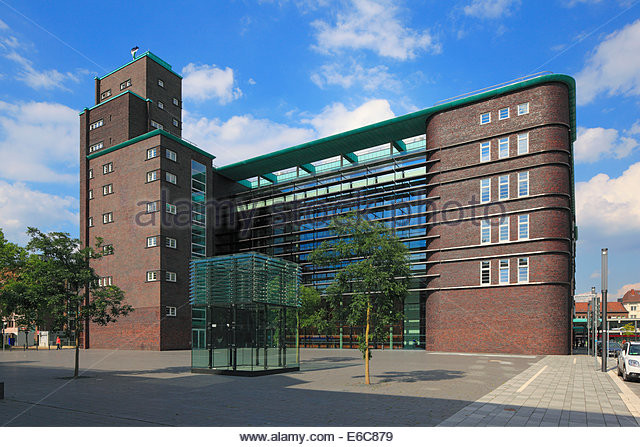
[[56, 336, 61, 350]]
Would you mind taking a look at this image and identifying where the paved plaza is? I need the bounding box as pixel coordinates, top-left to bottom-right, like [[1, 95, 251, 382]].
[[0, 348, 638, 427]]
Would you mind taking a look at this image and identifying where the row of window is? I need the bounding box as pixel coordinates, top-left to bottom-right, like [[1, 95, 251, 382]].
[[88, 162, 113, 180], [480, 257, 529, 285], [146, 201, 178, 215], [89, 119, 104, 130], [151, 118, 180, 130], [147, 270, 177, 282], [480, 133, 528, 162], [147, 147, 177, 162], [480, 171, 529, 203], [147, 236, 177, 249], [89, 141, 104, 153], [480, 102, 529, 125], [147, 170, 178, 185], [480, 214, 529, 244], [87, 183, 114, 199]]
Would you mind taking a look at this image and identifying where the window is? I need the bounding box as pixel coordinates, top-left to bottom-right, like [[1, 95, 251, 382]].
[[481, 261, 491, 285], [499, 137, 509, 159], [518, 257, 529, 283], [147, 147, 158, 159], [166, 203, 177, 215], [499, 175, 509, 200], [166, 271, 177, 282], [518, 171, 529, 197], [147, 171, 158, 182], [89, 119, 104, 130], [102, 212, 113, 224], [120, 79, 131, 90], [173, 97, 179, 107], [166, 172, 177, 184], [147, 202, 158, 213], [499, 259, 510, 284], [103, 245, 114, 255], [518, 214, 529, 240], [499, 216, 509, 242], [157, 101, 164, 110], [146, 236, 158, 247], [98, 276, 112, 287], [147, 271, 158, 282], [480, 142, 490, 162], [517, 133, 529, 155], [103, 184, 113, 195], [480, 112, 491, 125], [517, 102, 529, 115], [101, 90, 111, 100], [481, 219, 491, 244], [158, 79, 164, 87], [150, 120, 163, 130], [166, 237, 177, 249], [165, 149, 177, 162], [103, 162, 113, 174], [88, 189, 93, 200], [88, 217, 93, 227], [480, 178, 491, 203], [166, 306, 177, 317], [172, 118, 179, 127], [88, 169, 94, 179], [499, 107, 509, 120], [89, 141, 104, 153]]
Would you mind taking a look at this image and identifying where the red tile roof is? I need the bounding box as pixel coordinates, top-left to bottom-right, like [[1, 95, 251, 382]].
[[622, 289, 640, 304], [575, 301, 628, 315]]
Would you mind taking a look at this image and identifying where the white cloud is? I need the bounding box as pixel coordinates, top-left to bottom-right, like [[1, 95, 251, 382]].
[[3, 50, 82, 91], [311, 0, 440, 60], [564, 0, 602, 6], [0, 180, 77, 244], [575, 19, 640, 105], [615, 282, 640, 299], [302, 98, 395, 137], [0, 19, 8, 30], [574, 126, 637, 163], [310, 62, 401, 91], [575, 161, 640, 235], [182, 63, 243, 104], [0, 100, 79, 183], [463, 0, 521, 19]]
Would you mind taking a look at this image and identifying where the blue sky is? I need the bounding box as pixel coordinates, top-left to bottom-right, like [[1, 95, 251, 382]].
[[0, 0, 639, 298]]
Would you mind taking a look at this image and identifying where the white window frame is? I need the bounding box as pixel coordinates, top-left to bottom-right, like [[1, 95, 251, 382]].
[[102, 212, 113, 224], [158, 101, 164, 110], [147, 202, 158, 213], [120, 79, 131, 90], [147, 271, 158, 282], [158, 79, 164, 88], [103, 163, 113, 174], [480, 142, 490, 162], [518, 214, 529, 240], [101, 90, 111, 100], [147, 171, 158, 182], [89, 119, 104, 130], [166, 306, 177, 317], [499, 216, 509, 242], [172, 118, 179, 127], [481, 219, 491, 244], [499, 259, 510, 284], [88, 217, 93, 227], [103, 184, 113, 195], [480, 178, 491, 203], [89, 169, 94, 179], [147, 148, 158, 159], [103, 245, 114, 255], [517, 133, 529, 155], [166, 271, 177, 282], [165, 149, 177, 162], [481, 261, 491, 285], [150, 120, 163, 130], [499, 107, 509, 120], [172, 97, 179, 107], [518, 257, 529, 283], [498, 137, 509, 159], [166, 172, 177, 184], [146, 236, 158, 248], [498, 175, 509, 200], [166, 203, 177, 215], [518, 171, 529, 197], [88, 189, 93, 200], [480, 112, 491, 125], [166, 237, 177, 249], [517, 102, 529, 116], [89, 141, 104, 153]]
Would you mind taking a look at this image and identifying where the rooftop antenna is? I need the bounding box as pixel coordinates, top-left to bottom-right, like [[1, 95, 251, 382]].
[[131, 46, 139, 60]]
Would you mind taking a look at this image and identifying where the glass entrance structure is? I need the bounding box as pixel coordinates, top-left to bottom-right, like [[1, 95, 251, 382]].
[[190, 252, 301, 375]]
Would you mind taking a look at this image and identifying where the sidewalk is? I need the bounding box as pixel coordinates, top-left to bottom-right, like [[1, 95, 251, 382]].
[[438, 355, 640, 427]]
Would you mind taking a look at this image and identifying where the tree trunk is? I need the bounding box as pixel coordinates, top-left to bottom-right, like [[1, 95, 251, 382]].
[[365, 299, 371, 385]]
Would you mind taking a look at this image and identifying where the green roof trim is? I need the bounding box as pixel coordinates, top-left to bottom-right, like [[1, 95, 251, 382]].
[[217, 74, 576, 181], [86, 129, 215, 161], [392, 140, 407, 152], [79, 90, 150, 116], [97, 51, 182, 80]]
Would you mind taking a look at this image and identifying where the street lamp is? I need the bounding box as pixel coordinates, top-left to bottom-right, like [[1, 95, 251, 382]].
[[601, 248, 608, 372]]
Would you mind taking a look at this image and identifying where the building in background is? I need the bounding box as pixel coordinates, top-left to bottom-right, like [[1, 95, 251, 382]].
[[621, 289, 640, 319], [80, 52, 576, 354]]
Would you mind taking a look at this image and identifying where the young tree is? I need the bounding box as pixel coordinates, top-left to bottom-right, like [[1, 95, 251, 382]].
[[298, 285, 330, 333], [309, 213, 409, 385], [14, 228, 133, 377]]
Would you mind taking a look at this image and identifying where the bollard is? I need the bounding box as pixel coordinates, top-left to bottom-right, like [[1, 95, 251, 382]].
[[0, 382, 4, 400]]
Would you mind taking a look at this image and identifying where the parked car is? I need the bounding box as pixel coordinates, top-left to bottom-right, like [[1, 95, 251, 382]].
[[597, 341, 622, 357], [617, 342, 640, 381]]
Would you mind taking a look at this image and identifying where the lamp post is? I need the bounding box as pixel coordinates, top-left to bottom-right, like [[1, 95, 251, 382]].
[[602, 248, 608, 372]]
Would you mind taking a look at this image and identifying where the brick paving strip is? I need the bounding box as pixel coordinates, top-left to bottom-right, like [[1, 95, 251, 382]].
[[438, 355, 640, 427]]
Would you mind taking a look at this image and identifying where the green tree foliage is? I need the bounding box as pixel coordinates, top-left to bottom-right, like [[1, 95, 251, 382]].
[[309, 213, 409, 385], [621, 322, 636, 341], [298, 285, 330, 334]]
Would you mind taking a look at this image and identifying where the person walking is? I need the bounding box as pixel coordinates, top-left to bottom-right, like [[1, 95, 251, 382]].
[[56, 336, 61, 350]]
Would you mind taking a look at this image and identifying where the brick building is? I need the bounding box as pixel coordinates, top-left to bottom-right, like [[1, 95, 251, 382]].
[[80, 52, 576, 354]]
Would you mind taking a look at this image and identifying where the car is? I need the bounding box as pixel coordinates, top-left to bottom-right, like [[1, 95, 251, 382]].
[[617, 342, 640, 381], [597, 341, 622, 357]]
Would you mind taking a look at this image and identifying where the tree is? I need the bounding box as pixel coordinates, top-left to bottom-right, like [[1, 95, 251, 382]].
[[0, 229, 29, 347], [298, 285, 330, 333], [0, 227, 133, 377], [309, 213, 410, 385], [621, 322, 636, 343]]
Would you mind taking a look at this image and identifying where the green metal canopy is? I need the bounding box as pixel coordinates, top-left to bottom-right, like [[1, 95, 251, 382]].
[[217, 74, 576, 181]]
